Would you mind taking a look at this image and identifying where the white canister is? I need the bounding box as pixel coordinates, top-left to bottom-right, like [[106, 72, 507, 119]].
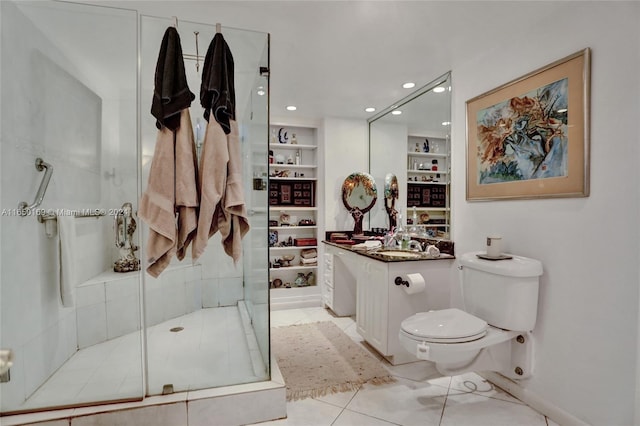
[[486, 235, 503, 257]]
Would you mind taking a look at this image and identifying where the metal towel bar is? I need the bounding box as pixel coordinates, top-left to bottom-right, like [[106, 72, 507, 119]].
[[18, 158, 53, 214]]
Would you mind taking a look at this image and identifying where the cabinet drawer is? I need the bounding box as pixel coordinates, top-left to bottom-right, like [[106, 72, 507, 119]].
[[324, 253, 333, 270], [324, 273, 334, 288]]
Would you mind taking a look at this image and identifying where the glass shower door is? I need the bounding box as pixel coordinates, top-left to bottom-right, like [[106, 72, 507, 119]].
[[241, 33, 271, 372], [139, 16, 270, 396], [0, 1, 142, 414]]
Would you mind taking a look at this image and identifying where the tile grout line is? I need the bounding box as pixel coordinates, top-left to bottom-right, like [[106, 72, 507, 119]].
[[438, 376, 452, 426]]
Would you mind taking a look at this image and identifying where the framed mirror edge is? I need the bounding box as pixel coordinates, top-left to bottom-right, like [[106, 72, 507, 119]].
[[367, 70, 452, 238]]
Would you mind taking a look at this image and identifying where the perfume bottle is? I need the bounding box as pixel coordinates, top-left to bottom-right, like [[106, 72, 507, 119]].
[[295, 150, 301, 165]]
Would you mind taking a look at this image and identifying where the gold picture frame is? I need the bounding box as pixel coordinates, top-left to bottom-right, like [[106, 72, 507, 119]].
[[466, 48, 591, 201]]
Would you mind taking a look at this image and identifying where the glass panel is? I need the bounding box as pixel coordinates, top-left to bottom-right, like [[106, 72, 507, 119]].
[[139, 16, 270, 396], [241, 35, 271, 372], [368, 72, 452, 238], [0, 1, 141, 413]]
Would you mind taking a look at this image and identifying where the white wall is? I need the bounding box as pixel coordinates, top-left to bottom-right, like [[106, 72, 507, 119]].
[[318, 5, 640, 424], [321, 117, 368, 233], [446, 3, 640, 425]]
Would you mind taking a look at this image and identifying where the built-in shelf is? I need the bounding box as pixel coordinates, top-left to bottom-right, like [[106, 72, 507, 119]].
[[406, 134, 451, 239], [269, 226, 317, 230], [406, 180, 447, 185], [410, 207, 450, 212], [269, 123, 321, 310], [269, 143, 317, 150], [269, 164, 317, 169], [270, 246, 318, 251], [269, 206, 318, 211], [407, 170, 449, 175], [270, 265, 317, 272], [407, 152, 448, 158], [269, 177, 318, 181]]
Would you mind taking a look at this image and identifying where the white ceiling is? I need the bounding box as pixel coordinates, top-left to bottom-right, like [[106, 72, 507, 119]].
[[16, 0, 469, 122], [15, 1, 570, 124]]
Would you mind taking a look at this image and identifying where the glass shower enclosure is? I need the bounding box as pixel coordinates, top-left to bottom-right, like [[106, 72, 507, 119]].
[[0, 1, 270, 415]]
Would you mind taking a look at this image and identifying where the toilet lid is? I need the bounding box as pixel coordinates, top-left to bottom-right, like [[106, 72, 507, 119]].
[[401, 308, 488, 342]]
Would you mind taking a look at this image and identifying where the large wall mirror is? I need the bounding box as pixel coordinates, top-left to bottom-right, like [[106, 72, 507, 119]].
[[368, 72, 452, 239]]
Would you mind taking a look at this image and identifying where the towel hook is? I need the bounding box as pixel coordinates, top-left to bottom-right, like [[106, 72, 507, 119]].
[[194, 31, 200, 72]]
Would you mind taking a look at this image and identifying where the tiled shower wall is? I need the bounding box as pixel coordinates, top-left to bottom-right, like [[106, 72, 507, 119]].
[[0, 2, 137, 411], [76, 236, 244, 350]]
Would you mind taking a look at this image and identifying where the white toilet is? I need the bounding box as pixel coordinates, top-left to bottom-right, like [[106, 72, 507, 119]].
[[399, 251, 543, 379]]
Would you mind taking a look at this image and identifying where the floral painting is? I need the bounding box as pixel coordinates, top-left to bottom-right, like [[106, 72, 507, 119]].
[[476, 78, 568, 184], [466, 48, 590, 201]]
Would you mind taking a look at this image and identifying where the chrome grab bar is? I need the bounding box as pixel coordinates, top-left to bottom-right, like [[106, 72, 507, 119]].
[[18, 158, 53, 214]]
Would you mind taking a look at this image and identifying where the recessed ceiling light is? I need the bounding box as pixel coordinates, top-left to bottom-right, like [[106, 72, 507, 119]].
[[442, 121, 451, 126], [256, 86, 265, 96], [402, 82, 415, 89], [286, 105, 297, 111], [391, 110, 402, 115], [364, 107, 376, 113], [433, 87, 445, 93]]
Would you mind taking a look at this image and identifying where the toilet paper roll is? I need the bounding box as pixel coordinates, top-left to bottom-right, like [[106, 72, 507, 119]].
[[404, 273, 426, 295]]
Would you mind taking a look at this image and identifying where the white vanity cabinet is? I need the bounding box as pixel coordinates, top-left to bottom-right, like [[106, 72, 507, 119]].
[[323, 244, 358, 316], [356, 259, 389, 352], [356, 257, 453, 365]]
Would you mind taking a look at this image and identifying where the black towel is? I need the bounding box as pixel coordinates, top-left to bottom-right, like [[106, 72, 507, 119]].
[[200, 32, 235, 134], [151, 27, 195, 131]]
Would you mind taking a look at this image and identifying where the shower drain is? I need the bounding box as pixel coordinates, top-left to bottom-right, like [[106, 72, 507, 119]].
[[169, 327, 184, 332]]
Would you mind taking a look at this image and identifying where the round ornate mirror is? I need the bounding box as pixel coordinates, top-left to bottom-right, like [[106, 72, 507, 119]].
[[341, 172, 377, 235]]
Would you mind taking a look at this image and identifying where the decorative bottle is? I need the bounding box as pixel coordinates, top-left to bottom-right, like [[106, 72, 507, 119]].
[[410, 206, 418, 235]]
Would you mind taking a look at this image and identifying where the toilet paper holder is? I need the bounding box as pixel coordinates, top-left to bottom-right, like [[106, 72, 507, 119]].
[[394, 276, 409, 287]]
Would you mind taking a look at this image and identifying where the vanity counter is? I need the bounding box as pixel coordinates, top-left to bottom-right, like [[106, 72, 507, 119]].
[[322, 240, 455, 262]]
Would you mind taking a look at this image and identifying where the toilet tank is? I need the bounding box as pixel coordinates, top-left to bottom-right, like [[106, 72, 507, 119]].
[[459, 252, 543, 331]]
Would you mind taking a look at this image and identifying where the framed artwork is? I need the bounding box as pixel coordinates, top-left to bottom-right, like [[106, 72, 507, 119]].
[[466, 48, 591, 201]]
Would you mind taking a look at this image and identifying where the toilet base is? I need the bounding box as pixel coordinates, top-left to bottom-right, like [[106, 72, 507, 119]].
[[434, 331, 534, 380]]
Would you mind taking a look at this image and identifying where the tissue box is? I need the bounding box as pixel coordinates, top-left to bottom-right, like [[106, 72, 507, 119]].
[[294, 238, 317, 246]]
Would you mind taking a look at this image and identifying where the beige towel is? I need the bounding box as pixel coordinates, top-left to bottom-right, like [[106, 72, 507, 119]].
[[217, 120, 250, 262], [192, 119, 249, 262], [139, 109, 198, 277], [192, 117, 229, 261]]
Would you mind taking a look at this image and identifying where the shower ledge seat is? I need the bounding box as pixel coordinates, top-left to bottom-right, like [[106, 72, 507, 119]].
[[75, 263, 206, 349]]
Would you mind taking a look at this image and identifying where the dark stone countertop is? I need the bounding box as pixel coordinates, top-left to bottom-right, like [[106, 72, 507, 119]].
[[322, 240, 455, 263]]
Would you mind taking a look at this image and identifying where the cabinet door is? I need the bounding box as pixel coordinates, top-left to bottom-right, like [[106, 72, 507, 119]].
[[356, 260, 389, 355]]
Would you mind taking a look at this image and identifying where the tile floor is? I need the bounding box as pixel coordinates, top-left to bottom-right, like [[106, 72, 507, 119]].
[[264, 307, 558, 426]]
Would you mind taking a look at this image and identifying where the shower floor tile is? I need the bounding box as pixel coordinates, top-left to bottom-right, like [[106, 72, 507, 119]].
[[14, 306, 266, 412]]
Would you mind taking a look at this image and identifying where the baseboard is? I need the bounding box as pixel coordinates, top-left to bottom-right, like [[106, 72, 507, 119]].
[[480, 372, 589, 426], [270, 292, 322, 310]]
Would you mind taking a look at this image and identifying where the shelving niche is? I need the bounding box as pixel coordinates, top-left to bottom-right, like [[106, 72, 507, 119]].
[[406, 134, 450, 238], [268, 124, 322, 309]]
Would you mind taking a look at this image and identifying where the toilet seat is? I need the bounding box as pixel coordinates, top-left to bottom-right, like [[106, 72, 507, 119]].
[[400, 308, 488, 343]]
